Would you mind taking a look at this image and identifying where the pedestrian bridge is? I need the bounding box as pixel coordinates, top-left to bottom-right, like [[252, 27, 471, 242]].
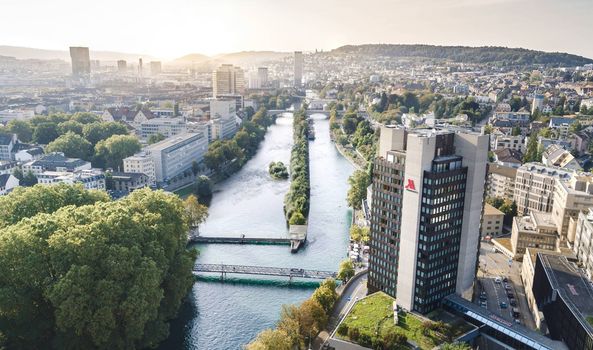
[[193, 263, 337, 281], [267, 109, 338, 118]]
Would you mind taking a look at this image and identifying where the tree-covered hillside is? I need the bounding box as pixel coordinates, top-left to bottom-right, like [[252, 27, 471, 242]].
[[330, 44, 593, 66]]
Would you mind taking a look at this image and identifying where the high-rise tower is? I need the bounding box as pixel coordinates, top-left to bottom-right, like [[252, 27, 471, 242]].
[[294, 51, 303, 87], [368, 126, 488, 313], [69, 47, 91, 77]]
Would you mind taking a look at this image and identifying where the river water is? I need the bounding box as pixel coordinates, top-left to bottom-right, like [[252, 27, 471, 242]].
[[161, 113, 355, 350]]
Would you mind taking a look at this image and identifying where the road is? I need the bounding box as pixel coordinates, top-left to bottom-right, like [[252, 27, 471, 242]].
[[476, 241, 536, 329], [314, 271, 368, 350]]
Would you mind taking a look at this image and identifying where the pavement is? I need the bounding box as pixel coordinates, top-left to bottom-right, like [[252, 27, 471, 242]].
[[476, 241, 536, 329]]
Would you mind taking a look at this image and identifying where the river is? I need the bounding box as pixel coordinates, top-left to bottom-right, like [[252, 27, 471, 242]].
[[160, 113, 355, 350]]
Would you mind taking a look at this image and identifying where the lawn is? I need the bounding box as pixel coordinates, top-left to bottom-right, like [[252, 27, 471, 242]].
[[173, 185, 194, 198], [338, 292, 464, 350]]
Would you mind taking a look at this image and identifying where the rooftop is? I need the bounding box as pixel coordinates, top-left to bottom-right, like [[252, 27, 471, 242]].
[[488, 163, 517, 178], [145, 133, 203, 151], [484, 203, 504, 216], [538, 253, 593, 336]]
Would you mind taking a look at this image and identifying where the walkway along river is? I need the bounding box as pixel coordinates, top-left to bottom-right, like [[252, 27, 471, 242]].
[[160, 113, 355, 350]]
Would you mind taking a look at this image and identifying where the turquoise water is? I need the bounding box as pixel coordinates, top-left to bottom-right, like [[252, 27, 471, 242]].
[[160, 114, 355, 350]]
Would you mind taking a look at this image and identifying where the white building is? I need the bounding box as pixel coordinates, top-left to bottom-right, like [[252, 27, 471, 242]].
[[123, 152, 156, 185], [210, 99, 237, 140], [14, 147, 44, 162], [22, 153, 91, 175], [0, 174, 19, 195], [0, 109, 35, 123], [0, 133, 17, 161], [139, 117, 187, 140], [36, 169, 105, 190], [143, 133, 208, 183]]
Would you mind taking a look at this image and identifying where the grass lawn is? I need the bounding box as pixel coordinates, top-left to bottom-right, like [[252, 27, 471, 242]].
[[338, 292, 464, 350], [173, 185, 194, 198]]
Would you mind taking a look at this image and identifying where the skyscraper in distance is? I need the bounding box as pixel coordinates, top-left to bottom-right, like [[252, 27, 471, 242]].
[[150, 61, 162, 76], [368, 126, 488, 314], [294, 51, 303, 87], [69, 46, 91, 77], [258, 67, 269, 87], [212, 64, 245, 97], [117, 60, 127, 74]]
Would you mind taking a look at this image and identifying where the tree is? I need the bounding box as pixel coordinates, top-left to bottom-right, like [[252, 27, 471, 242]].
[[499, 199, 518, 218], [382, 328, 408, 349], [193, 176, 213, 204], [71, 112, 101, 124], [57, 120, 84, 136], [147, 133, 166, 145], [0, 188, 195, 349], [82, 122, 128, 145], [312, 279, 338, 313], [21, 171, 38, 187], [350, 225, 370, 243], [523, 132, 540, 163], [32, 122, 59, 144], [184, 195, 208, 228], [441, 342, 472, 350], [483, 124, 493, 135], [337, 259, 355, 281], [289, 211, 306, 225], [342, 113, 359, 134], [6, 119, 33, 142], [347, 170, 370, 209], [245, 329, 292, 350], [191, 161, 200, 176], [46, 132, 93, 160], [93, 134, 141, 170], [298, 299, 328, 339]]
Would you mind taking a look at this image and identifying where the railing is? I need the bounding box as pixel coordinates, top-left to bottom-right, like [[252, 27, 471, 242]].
[[193, 263, 337, 280]]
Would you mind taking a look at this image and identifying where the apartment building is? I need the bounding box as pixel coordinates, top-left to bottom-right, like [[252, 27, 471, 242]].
[[514, 163, 573, 216], [551, 174, 593, 242], [487, 163, 517, 200], [511, 211, 559, 259], [123, 152, 156, 185], [482, 203, 504, 237]]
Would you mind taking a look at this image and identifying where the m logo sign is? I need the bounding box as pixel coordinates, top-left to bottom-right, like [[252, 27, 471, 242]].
[[405, 179, 416, 192]]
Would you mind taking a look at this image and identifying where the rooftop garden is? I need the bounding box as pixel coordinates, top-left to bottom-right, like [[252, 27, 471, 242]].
[[337, 292, 472, 350]]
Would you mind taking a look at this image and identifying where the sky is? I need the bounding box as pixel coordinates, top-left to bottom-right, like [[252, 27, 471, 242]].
[[1, 0, 592, 60]]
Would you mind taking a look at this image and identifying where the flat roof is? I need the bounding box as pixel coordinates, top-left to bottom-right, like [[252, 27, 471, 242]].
[[145, 133, 202, 151], [488, 163, 517, 178], [539, 254, 593, 336]]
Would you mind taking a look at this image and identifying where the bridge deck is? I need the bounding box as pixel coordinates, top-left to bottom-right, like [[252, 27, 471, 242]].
[[193, 263, 337, 280], [189, 236, 291, 245]]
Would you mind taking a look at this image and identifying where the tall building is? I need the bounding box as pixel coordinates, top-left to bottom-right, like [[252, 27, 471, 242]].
[[69, 46, 91, 77], [212, 64, 245, 97], [532, 94, 545, 114], [150, 61, 162, 76], [117, 60, 127, 74], [210, 99, 237, 140], [294, 51, 303, 87], [551, 174, 593, 242], [258, 67, 268, 87], [368, 126, 488, 314], [138, 58, 143, 78], [486, 163, 517, 200]]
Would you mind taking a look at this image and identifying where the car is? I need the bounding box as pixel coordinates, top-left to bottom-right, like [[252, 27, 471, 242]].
[[479, 292, 487, 300], [503, 277, 508, 283], [507, 292, 514, 299], [494, 277, 502, 284], [492, 247, 497, 253], [500, 302, 508, 309], [347, 297, 352, 301], [480, 301, 487, 308], [504, 284, 512, 290], [514, 319, 521, 325], [509, 298, 517, 306]]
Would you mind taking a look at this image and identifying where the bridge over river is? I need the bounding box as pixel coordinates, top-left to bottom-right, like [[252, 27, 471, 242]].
[[193, 263, 337, 281]]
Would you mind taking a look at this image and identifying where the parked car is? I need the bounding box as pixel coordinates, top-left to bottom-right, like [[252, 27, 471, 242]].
[[514, 319, 521, 325], [494, 277, 502, 284], [500, 302, 508, 309], [503, 277, 508, 283], [480, 301, 487, 308], [509, 298, 517, 306], [504, 284, 512, 290], [480, 292, 487, 300], [507, 292, 514, 299]]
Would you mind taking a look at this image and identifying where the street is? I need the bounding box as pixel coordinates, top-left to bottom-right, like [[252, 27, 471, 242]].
[[476, 241, 536, 329]]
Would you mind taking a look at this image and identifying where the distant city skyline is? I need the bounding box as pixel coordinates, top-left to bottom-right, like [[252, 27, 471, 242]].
[[1, 0, 593, 60]]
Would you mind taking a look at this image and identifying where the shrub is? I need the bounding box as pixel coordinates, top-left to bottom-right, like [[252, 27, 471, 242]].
[[348, 327, 360, 342], [337, 323, 349, 336]]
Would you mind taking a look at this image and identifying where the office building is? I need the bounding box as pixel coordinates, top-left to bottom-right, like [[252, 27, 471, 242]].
[[294, 51, 303, 86], [143, 133, 208, 183], [532, 253, 593, 350], [368, 126, 488, 314], [212, 64, 245, 97], [481, 203, 504, 237], [573, 208, 593, 279], [117, 60, 127, 73], [138, 58, 143, 78], [511, 211, 559, 259], [150, 61, 162, 76], [514, 163, 573, 216], [552, 174, 593, 241], [69, 46, 91, 77], [258, 67, 268, 87], [123, 152, 156, 185], [486, 163, 517, 200], [139, 117, 187, 140], [210, 99, 238, 140], [22, 152, 91, 175]]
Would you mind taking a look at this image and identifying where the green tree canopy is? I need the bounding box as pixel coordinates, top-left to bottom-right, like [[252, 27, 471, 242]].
[[33, 122, 60, 144], [46, 132, 93, 160], [0, 188, 195, 350], [83, 122, 129, 145], [93, 134, 141, 170], [147, 133, 166, 145], [6, 119, 33, 142], [347, 170, 370, 209], [337, 259, 355, 281]]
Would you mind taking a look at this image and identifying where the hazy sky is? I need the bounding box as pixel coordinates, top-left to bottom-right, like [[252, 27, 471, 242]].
[[2, 0, 592, 59]]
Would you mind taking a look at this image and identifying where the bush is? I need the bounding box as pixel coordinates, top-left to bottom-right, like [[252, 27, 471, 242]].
[[337, 323, 349, 336], [289, 211, 306, 225], [359, 333, 373, 347], [348, 327, 360, 342], [269, 161, 289, 179]]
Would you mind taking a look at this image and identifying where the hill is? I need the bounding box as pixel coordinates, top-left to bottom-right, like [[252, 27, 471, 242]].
[[330, 44, 593, 66], [0, 45, 155, 62], [172, 53, 211, 64]]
